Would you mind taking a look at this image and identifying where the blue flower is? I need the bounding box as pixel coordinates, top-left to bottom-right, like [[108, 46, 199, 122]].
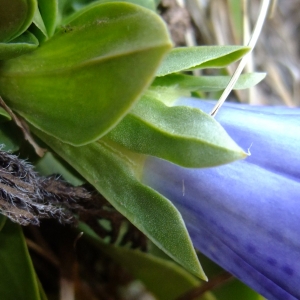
[[142, 98, 300, 300]]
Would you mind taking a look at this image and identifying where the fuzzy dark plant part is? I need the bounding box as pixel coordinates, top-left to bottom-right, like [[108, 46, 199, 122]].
[[0, 150, 90, 226]]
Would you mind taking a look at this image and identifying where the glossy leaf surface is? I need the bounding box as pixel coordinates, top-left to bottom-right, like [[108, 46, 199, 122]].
[[0, 0, 37, 42], [33, 128, 206, 280], [156, 46, 250, 76], [0, 220, 40, 300], [107, 95, 246, 167], [0, 3, 172, 145], [0, 31, 39, 60], [153, 73, 266, 92]]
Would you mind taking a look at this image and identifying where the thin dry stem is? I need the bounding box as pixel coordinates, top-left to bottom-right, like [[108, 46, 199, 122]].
[[210, 0, 271, 116], [0, 96, 46, 157]]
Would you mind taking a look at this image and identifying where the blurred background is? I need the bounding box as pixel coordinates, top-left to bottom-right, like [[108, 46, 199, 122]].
[[159, 0, 300, 106]]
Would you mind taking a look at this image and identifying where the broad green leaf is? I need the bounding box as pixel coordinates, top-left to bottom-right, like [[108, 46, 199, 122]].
[[0, 31, 39, 60], [0, 3, 171, 145], [93, 0, 156, 11], [106, 95, 246, 168], [38, 0, 58, 37], [33, 128, 207, 280], [66, 0, 157, 15], [153, 73, 266, 92], [0, 0, 37, 42], [58, 0, 156, 23], [80, 222, 214, 300], [0, 122, 22, 151], [156, 46, 250, 76], [0, 220, 41, 300]]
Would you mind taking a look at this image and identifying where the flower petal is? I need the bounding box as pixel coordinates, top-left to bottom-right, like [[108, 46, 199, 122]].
[[142, 99, 300, 299]]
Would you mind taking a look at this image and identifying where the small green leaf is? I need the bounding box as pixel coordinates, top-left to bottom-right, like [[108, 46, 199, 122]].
[[33, 128, 206, 280], [106, 95, 246, 168], [38, 0, 58, 37], [0, 122, 22, 152], [37, 279, 48, 300], [0, 3, 171, 145], [81, 222, 214, 300], [0, 220, 41, 300], [156, 46, 250, 76], [32, 6, 48, 38], [0, 107, 11, 121], [0, 31, 39, 60], [153, 73, 266, 92], [0, 0, 37, 42], [197, 252, 262, 300]]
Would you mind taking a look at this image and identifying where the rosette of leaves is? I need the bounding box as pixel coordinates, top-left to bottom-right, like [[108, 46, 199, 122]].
[[0, 1, 266, 299]]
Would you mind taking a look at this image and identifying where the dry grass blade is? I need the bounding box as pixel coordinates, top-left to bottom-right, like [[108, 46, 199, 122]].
[[210, 0, 271, 116], [187, 0, 300, 106]]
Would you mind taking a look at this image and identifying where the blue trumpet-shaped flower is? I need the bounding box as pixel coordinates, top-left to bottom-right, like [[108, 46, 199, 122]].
[[142, 98, 300, 300]]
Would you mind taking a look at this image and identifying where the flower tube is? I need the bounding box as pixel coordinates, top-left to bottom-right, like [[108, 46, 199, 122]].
[[142, 98, 300, 300]]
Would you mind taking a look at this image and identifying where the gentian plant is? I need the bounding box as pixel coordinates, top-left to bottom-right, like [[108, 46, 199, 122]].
[[143, 98, 300, 300], [0, 0, 298, 299]]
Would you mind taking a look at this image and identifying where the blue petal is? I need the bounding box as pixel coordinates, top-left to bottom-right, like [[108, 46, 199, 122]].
[[142, 99, 300, 300]]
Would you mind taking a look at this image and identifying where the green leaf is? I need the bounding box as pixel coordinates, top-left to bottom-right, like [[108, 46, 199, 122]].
[[106, 95, 246, 168], [153, 72, 266, 92], [0, 122, 22, 152], [81, 222, 214, 300], [197, 252, 262, 300], [0, 107, 11, 121], [0, 0, 37, 42], [97, 0, 156, 10], [156, 46, 250, 76], [58, 0, 156, 23], [0, 31, 39, 60], [66, 0, 157, 14], [33, 128, 207, 280], [0, 220, 41, 300], [37, 279, 48, 300], [35, 151, 85, 186], [32, 6, 48, 39], [0, 3, 171, 145], [38, 0, 58, 37]]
